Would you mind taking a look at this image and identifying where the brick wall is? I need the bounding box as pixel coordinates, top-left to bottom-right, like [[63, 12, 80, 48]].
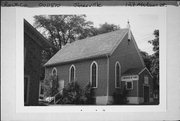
[[109, 33, 144, 96], [121, 81, 138, 97], [45, 57, 108, 96], [138, 69, 153, 98]]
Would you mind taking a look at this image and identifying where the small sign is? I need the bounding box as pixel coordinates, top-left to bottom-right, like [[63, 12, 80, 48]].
[[121, 75, 139, 81]]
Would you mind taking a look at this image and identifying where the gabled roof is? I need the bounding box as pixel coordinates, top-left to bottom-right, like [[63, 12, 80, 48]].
[[122, 67, 153, 78], [24, 19, 55, 50], [45, 29, 128, 66], [122, 68, 143, 76]]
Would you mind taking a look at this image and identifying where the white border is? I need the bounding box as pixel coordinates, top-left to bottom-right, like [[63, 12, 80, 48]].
[[90, 61, 98, 88], [15, 7, 166, 113]]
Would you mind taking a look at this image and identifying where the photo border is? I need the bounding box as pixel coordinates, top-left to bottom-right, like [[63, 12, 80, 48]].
[[15, 7, 166, 113]]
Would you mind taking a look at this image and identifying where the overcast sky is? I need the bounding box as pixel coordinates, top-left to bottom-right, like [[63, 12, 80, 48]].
[[25, 10, 159, 55]]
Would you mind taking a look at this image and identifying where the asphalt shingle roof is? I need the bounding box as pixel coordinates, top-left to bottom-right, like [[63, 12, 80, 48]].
[[45, 29, 128, 66], [122, 68, 143, 76]]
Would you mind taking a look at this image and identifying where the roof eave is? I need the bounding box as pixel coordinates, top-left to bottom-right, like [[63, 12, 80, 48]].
[[24, 19, 56, 50], [44, 53, 110, 67]]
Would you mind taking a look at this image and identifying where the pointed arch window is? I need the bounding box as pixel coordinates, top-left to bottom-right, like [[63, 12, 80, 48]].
[[90, 61, 98, 88], [52, 67, 57, 76], [69, 65, 76, 83], [115, 62, 121, 88]]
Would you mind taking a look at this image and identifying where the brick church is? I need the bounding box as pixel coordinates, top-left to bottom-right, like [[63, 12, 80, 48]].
[[44, 23, 154, 104]]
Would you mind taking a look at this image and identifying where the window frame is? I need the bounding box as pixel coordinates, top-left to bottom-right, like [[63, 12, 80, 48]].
[[144, 76, 149, 85], [69, 64, 76, 83], [115, 61, 121, 88], [126, 81, 133, 90], [90, 61, 98, 88], [52, 67, 57, 76]]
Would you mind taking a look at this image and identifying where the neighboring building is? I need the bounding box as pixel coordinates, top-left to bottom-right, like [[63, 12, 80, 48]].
[[24, 19, 54, 106], [44, 25, 154, 104]]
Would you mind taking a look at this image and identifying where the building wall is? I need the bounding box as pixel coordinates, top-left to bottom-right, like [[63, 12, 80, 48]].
[[24, 32, 42, 106], [138, 69, 154, 99], [121, 80, 138, 97], [109, 33, 144, 97], [45, 57, 108, 97]]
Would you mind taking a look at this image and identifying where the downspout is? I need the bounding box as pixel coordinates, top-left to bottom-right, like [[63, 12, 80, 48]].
[[106, 55, 110, 104]]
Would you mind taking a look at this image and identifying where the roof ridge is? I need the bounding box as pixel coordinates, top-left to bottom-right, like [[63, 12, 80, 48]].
[[61, 29, 128, 52], [71, 28, 128, 43]]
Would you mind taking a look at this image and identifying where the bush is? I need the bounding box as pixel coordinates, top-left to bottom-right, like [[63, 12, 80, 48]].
[[113, 87, 128, 105], [43, 75, 58, 97], [57, 82, 87, 104], [84, 83, 95, 104], [57, 82, 96, 105]]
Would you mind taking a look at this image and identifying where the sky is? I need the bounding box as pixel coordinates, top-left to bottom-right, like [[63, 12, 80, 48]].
[[25, 12, 159, 55]]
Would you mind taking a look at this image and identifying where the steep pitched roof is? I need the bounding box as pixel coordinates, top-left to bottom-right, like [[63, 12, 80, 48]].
[[24, 19, 55, 50], [122, 67, 153, 78], [122, 68, 143, 76], [45, 29, 128, 66]]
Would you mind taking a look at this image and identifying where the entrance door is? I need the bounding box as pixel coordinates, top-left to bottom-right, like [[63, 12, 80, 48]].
[[144, 86, 149, 103]]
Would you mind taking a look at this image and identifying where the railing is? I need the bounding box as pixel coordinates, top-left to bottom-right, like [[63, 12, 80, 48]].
[[52, 89, 63, 104]]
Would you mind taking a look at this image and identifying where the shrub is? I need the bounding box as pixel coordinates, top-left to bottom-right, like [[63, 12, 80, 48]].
[[84, 83, 96, 104], [43, 75, 58, 97], [57, 82, 96, 105], [113, 87, 128, 105], [57, 82, 87, 104]]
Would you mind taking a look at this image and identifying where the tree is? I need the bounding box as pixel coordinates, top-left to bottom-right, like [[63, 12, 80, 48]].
[[94, 22, 120, 35], [140, 50, 151, 71], [148, 29, 159, 88], [34, 15, 94, 50]]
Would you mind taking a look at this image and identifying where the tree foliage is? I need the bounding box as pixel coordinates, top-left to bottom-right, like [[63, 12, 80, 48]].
[[140, 30, 159, 90], [93, 22, 120, 35], [140, 50, 152, 71], [34, 15, 95, 49], [148, 30, 159, 88]]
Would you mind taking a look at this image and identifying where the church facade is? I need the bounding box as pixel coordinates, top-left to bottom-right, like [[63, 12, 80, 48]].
[[44, 28, 154, 104]]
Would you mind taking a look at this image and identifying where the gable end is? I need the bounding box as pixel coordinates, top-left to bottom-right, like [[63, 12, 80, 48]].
[[110, 31, 145, 67], [138, 67, 153, 78]]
